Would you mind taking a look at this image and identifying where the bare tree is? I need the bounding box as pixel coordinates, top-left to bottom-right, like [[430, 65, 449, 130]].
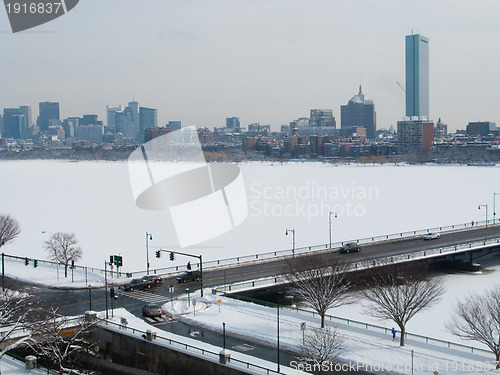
[[27, 307, 96, 374], [360, 264, 444, 346], [0, 214, 21, 248], [0, 290, 34, 374], [447, 286, 500, 368], [286, 254, 351, 328], [298, 326, 344, 374], [44, 233, 82, 278]]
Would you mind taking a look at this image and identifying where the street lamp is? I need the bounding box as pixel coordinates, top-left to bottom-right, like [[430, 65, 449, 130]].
[[88, 284, 92, 311], [285, 229, 295, 257], [146, 232, 153, 275], [186, 288, 190, 306], [329, 211, 337, 249], [478, 204, 488, 240], [494, 193, 500, 224]]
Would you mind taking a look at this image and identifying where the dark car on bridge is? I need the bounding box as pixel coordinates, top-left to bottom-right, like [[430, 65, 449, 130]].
[[120, 278, 154, 291], [339, 243, 361, 254], [176, 270, 201, 283], [141, 275, 163, 284]]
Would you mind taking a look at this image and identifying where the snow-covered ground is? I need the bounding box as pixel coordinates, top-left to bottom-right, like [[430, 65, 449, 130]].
[[332, 255, 500, 351], [1, 161, 498, 271], [163, 294, 498, 375], [0, 356, 47, 375]]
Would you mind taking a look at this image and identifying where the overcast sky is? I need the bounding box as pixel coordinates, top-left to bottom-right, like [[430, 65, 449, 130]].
[[1, 0, 500, 132]]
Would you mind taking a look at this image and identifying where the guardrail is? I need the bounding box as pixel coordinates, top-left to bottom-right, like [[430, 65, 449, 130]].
[[222, 294, 492, 357], [4, 220, 498, 282], [212, 237, 500, 294], [129, 219, 499, 277], [99, 319, 284, 375]]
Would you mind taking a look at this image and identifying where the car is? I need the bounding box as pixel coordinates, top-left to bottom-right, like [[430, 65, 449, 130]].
[[423, 232, 441, 240], [120, 278, 154, 291], [142, 304, 162, 318], [141, 275, 163, 284], [175, 270, 201, 283], [339, 243, 361, 254]]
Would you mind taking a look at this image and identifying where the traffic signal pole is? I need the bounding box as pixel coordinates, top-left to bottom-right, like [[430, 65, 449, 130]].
[[159, 249, 204, 297]]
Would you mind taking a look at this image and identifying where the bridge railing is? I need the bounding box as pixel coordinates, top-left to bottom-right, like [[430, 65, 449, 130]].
[[212, 237, 500, 295], [222, 293, 492, 357], [99, 318, 284, 374], [4, 220, 497, 282]]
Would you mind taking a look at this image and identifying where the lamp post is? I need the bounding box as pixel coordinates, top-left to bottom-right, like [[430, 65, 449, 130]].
[[285, 229, 295, 257], [88, 284, 92, 311], [277, 298, 280, 372], [478, 204, 488, 240], [186, 288, 190, 306], [146, 232, 152, 275], [494, 193, 500, 224], [222, 322, 226, 350], [329, 211, 337, 249]]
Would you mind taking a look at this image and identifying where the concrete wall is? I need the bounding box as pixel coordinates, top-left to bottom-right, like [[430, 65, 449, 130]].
[[91, 325, 249, 375]]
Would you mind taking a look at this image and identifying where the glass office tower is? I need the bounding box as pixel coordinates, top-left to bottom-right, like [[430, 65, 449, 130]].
[[405, 34, 429, 119]]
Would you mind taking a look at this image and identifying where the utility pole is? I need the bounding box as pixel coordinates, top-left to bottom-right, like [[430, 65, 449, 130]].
[[146, 232, 152, 275], [329, 211, 337, 249]]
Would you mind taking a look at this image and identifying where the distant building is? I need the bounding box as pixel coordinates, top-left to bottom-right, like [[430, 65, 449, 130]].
[[405, 33, 429, 119], [397, 119, 434, 153], [144, 127, 172, 143], [139, 107, 158, 142], [340, 85, 376, 138], [37, 102, 60, 132], [226, 117, 240, 130], [166, 121, 181, 132], [309, 109, 336, 128], [248, 123, 271, 134], [75, 124, 104, 144], [3, 105, 32, 139], [434, 117, 448, 138], [466, 121, 497, 137], [106, 105, 122, 131]]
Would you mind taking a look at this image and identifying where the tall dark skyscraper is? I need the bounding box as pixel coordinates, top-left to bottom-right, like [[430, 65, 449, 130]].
[[340, 85, 376, 139], [37, 101, 60, 132], [405, 33, 429, 119]]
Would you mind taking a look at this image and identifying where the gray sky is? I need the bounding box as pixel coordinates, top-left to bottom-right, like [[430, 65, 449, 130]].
[[1, 0, 500, 132]]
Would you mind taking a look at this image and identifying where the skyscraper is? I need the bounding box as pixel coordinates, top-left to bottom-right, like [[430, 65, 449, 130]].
[[405, 33, 429, 119], [139, 107, 157, 142], [37, 102, 60, 132], [340, 85, 376, 139]]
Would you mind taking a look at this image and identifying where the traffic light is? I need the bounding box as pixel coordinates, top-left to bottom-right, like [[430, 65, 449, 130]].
[[25, 257, 29, 266], [110, 288, 117, 299], [71, 260, 75, 269], [169, 252, 175, 261], [34, 260, 38, 268], [187, 261, 191, 270], [156, 250, 161, 258], [109, 255, 114, 264]]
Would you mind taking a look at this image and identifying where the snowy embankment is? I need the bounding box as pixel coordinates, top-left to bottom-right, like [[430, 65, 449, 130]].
[[163, 294, 499, 375]]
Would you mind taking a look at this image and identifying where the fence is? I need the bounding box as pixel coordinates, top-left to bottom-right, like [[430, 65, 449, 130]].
[[222, 293, 493, 357], [99, 318, 284, 375]]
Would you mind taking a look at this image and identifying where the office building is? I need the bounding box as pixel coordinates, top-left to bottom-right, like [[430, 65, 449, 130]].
[[37, 102, 60, 132], [405, 33, 429, 119], [106, 105, 122, 131], [226, 117, 240, 130], [341, 85, 376, 138], [397, 119, 434, 153], [139, 107, 158, 142], [309, 109, 336, 128], [466, 121, 497, 137], [75, 124, 104, 144]]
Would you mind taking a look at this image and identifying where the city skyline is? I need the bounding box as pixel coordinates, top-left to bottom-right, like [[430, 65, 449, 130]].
[[1, 0, 500, 132]]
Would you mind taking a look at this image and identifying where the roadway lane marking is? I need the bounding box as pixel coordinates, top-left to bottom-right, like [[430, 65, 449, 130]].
[[118, 290, 170, 304], [144, 317, 155, 323]]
